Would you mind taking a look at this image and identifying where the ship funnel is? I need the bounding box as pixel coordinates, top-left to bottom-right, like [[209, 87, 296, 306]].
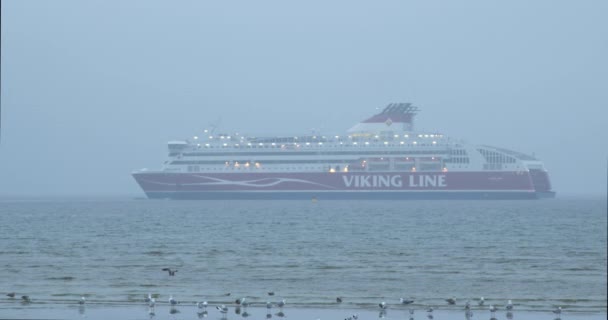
[[348, 103, 419, 134]]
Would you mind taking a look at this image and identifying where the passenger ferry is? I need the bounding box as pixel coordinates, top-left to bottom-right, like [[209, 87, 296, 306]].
[[132, 103, 555, 199]]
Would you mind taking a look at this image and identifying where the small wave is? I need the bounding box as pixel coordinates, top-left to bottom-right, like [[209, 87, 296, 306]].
[[564, 267, 598, 271], [0, 251, 29, 255], [46, 276, 75, 281], [144, 250, 165, 256]]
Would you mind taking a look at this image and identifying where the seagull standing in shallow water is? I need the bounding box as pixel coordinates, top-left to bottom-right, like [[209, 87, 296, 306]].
[[79, 296, 86, 305], [241, 298, 250, 309], [216, 304, 228, 316], [553, 306, 562, 315], [277, 299, 286, 309], [379, 301, 387, 309], [400, 298, 414, 305], [197, 301, 208, 310], [478, 297, 485, 306], [506, 300, 514, 311], [169, 295, 178, 306], [490, 305, 497, 314], [149, 297, 155, 308], [445, 297, 456, 305]]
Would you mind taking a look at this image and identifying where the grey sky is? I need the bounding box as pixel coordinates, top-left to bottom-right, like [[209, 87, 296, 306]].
[[1, 0, 606, 196]]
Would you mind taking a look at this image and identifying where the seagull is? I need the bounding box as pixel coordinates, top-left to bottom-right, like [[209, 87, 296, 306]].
[[197, 301, 208, 310], [145, 293, 152, 302], [478, 297, 485, 306], [241, 298, 250, 308], [169, 295, 178, 306], [216, 304, 228, 313], [400, 298, 415, 305], [445, 297, 456, 305], [79, 296, 86, 305], [553, 306, 562, 315], [149, 297, 156, 308], [6, 292, 15, 298], [277, 299, 286, 309], [266, 301, 273, 309], [21, 296, 31, 303], [506, 300, 514, 311], [464, 300, 471, 310], [268, 292, 275, 296], [379, 301, 387, 309], [161, 268, 177, 276], [235, 298, 242, 305], [489, 305, 497, 314], [336, 297, 343, 303], [490, 307, 498, 320]]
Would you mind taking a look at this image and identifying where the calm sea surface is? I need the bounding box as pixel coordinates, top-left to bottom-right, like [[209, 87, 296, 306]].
[[0, 197, 606, 312]]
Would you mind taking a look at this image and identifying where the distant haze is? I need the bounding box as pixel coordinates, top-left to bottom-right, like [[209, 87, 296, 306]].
[[1, 1, 606, 196]]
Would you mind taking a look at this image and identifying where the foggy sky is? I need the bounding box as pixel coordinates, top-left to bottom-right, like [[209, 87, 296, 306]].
[[1, 0, 606, 196]]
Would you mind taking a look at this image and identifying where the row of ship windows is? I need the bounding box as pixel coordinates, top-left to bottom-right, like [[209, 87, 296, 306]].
[[173, 159, 443, 165], [183, 142, 444, 151], [194, 133, 444, 142], [444, 157, 470, 164], [176, 150, 449, 157], [477, 149, 517, 163], [184, 165, 463, 172], [449, 149, 468, 155], [175, 159, 518, 168]]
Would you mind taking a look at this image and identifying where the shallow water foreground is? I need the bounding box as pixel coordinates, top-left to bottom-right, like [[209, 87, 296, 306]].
[[0, 197, 606, 317], [0, 304, 606, 320]]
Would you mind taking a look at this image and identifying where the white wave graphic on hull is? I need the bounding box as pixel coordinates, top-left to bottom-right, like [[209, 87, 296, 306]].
[[187, 175, 337, 189], [138, 175, 336, 189]]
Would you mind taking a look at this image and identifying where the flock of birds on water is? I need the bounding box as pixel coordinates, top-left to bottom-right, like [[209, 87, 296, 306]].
[[4, 268, 567, 320]]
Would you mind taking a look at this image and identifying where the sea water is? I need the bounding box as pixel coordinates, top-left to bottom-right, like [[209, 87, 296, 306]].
[[0, 196, 606, 312]]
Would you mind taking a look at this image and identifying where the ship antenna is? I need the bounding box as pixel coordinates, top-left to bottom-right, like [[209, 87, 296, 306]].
[[208, 117, 222, 135]]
